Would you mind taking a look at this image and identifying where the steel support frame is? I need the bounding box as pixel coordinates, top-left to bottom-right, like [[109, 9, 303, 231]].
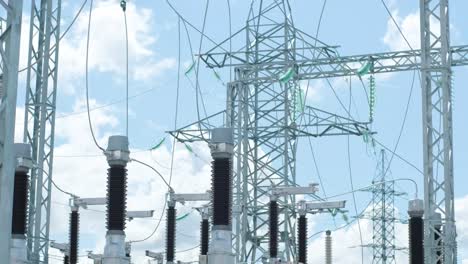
[[0, 0, 23, 261], [420, 0, 456, 263], [172, 1, 369, 262], [169, 0, 466, 263], [23, 0, 62, 262]]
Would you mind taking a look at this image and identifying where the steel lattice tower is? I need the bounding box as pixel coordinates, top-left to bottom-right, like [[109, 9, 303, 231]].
[[23, 0, 63, 262], [166, 0, 468, 263], [371, 150, 396, 264], [171, 1, 370, 262], [420, 1, 457, 263]]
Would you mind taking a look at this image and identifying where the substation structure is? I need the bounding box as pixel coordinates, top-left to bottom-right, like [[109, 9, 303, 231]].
[[169, 0, 468, 263], [0, 0, 467, 263]]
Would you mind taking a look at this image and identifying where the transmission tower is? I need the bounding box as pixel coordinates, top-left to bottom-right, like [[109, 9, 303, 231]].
[[170, 1, 468, 263], [420, 1, 457, 263], [171, 1, 370, 262], [23, 0, 63, 262], [0, 0, 24, 261], [371, 150, 397, 264]]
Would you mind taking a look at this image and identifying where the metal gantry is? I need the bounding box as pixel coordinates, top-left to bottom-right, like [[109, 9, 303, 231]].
[[420, 0, 457, 263], [169, 0, 468, 263], [171, 1, 370, 262], [0, 0, 24, 261], [23, 0, 63, 262]]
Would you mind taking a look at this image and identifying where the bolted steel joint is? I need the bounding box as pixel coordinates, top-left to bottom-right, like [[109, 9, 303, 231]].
[[297, 200, 307, 216], [167, 190, 176, 207], [14, 143, 32, 173], [69, 196, 80, 212], [434, 212, 442, 228], [408, 199, 424, 218], [210, 128, 234, 158], [105, 136, 130, 167]]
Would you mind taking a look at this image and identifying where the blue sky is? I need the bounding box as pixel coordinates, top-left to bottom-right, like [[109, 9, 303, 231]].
[[13, 0, 468, 263]]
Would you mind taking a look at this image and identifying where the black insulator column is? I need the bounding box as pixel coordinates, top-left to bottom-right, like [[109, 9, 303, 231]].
[[207, 127, 234, 264], [435, 224, 442, 264], [69, 210, 79, 264], [269, 200, 278, 259], [166, 206, 176, 262], [201, 219, 209, 255], [408, 199, 424, 264], [409, 217, 424, 264], [212, 158, 232, 226], [106, 165, 128, 231], [298, 215, 307, 264], [11, 171, 29, 236]]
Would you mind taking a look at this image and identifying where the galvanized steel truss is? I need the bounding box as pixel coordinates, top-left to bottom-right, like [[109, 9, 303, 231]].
[[171, 1, 370, 262], [170, 0, 467, 263], [23, 0, 62, 262], [420, 0, 457, 263]]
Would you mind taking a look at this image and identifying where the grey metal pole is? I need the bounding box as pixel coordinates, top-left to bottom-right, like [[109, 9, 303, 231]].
[[0, 1, 24, 261]]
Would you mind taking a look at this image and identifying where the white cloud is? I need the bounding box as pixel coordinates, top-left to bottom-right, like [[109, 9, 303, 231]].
[[46, 97, 211, 263], [48, 0, 176, 93], [457, 195, 468, 262], [133, 58, 177, 81], [382, 9, 450, 52], [383, 11, 420, 51], [300, 80, 323, 102]]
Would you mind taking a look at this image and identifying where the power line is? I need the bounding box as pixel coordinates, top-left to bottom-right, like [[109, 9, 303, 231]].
[[347, 78, 364, 264], [308, 199, 373, 240], [51, 178, 75, 198], [165, 0, 229, 54], [131, 158, 171, 190], [55, 86, 159, 120], [18, 0, 89, 73], [372, 137, 423, 175], [85, 0, 105, 152], [123, 10, 130, 138], [179, 0, 212, 137], [379, 0, 415, 51], [381, 70, 417, 177]]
